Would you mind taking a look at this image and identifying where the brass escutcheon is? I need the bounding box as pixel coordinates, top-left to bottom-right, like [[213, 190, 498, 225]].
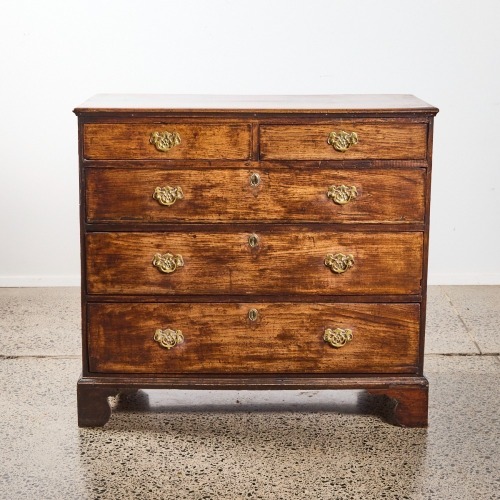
[[324, 253, 355, 274], [149, 131, 181, 152], [248, 308, 259, 321], [327, 130, 358, 153], [248, 234, 259, 248], [324, 328, 353, 348], [249, 172, 261, 187], [327, 185, 358, 205], [153, 186, 184, 206], [154, 328, 184, 349], [152, 252, 184, 274]]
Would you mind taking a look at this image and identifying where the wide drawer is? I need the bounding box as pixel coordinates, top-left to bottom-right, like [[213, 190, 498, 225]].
[[83, 123, 252, 160], [260, 122, 428, 160], [85, 167, 425, 224], [86, 230, 423, 295], [87, 302, 421, 374]]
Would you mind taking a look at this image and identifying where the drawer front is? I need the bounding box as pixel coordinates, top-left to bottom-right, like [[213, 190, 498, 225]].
[[88, 302, 420, 374], [86, 231, 423, 295], [260, 122, 428, 160], [86, 167, 425, 224], [83, 123, 252, 160]]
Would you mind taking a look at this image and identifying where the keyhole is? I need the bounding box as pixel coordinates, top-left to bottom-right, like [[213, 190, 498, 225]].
[[248, 234, 259, 248], [249, 172, 261, 187], [248, 309, 258, 321]]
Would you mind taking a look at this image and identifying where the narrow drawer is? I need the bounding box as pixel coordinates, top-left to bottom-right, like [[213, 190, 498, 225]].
[[85, 167, 425, 224], [260, 122, 428, 160], [88, 302, 421, 374], [83, 123, 252, 160], [86, 230, 423, 295]]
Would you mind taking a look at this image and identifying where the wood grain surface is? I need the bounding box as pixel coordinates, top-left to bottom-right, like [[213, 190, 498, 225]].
[[260, 122, 428, 160], [87, 302, 420, 374], [85, 167, 425, 224], [86, 230, 423, 295], [83, 123, 252, 160]]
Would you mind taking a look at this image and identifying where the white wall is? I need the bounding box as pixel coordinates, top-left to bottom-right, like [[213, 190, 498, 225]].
[[0, 0, 499, 286]]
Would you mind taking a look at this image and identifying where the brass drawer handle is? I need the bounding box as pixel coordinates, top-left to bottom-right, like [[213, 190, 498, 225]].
[[324, 328, 353, 348], [149, 131, 181, 152], [154, 328, 184, 349], [327, 185, 358, 205], [152, 252, 184, 274], [324, 253, 354, 274], [153, 186, 184, 206], [327, 130, 358, 152]]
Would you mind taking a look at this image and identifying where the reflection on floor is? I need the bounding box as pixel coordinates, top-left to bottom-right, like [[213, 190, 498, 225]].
[[0, 286, 499, 499]]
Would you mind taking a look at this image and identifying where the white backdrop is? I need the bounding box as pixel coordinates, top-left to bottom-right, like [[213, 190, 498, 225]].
[[0, 0, 499, 286]]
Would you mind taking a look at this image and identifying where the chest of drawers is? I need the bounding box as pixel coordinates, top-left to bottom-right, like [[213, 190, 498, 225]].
[[75, 94, 438, 427]]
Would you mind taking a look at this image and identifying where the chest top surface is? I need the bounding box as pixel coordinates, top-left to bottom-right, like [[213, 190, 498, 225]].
[[74, 94, 438, 115]]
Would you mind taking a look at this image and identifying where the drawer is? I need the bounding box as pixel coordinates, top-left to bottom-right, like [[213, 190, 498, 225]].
[[260, 122, 428, 160], [86, 230, 423, 295], [88, 302, 421, 374], [85, 167, 425, 224], [83, 123, 252, 160]]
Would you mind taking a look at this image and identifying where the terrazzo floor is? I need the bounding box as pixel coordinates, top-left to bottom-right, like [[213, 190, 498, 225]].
[[0, 286, 499, 499]]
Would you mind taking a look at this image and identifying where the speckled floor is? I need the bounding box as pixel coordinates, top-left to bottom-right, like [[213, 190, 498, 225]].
[[0, 287, 499, 499]]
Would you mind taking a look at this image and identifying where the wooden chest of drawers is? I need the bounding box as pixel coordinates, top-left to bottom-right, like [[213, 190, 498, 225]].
[[75, 94, 438, 427]]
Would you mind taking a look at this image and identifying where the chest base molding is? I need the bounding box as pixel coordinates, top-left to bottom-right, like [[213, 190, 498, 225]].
[[77, 375, 429, 428]]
